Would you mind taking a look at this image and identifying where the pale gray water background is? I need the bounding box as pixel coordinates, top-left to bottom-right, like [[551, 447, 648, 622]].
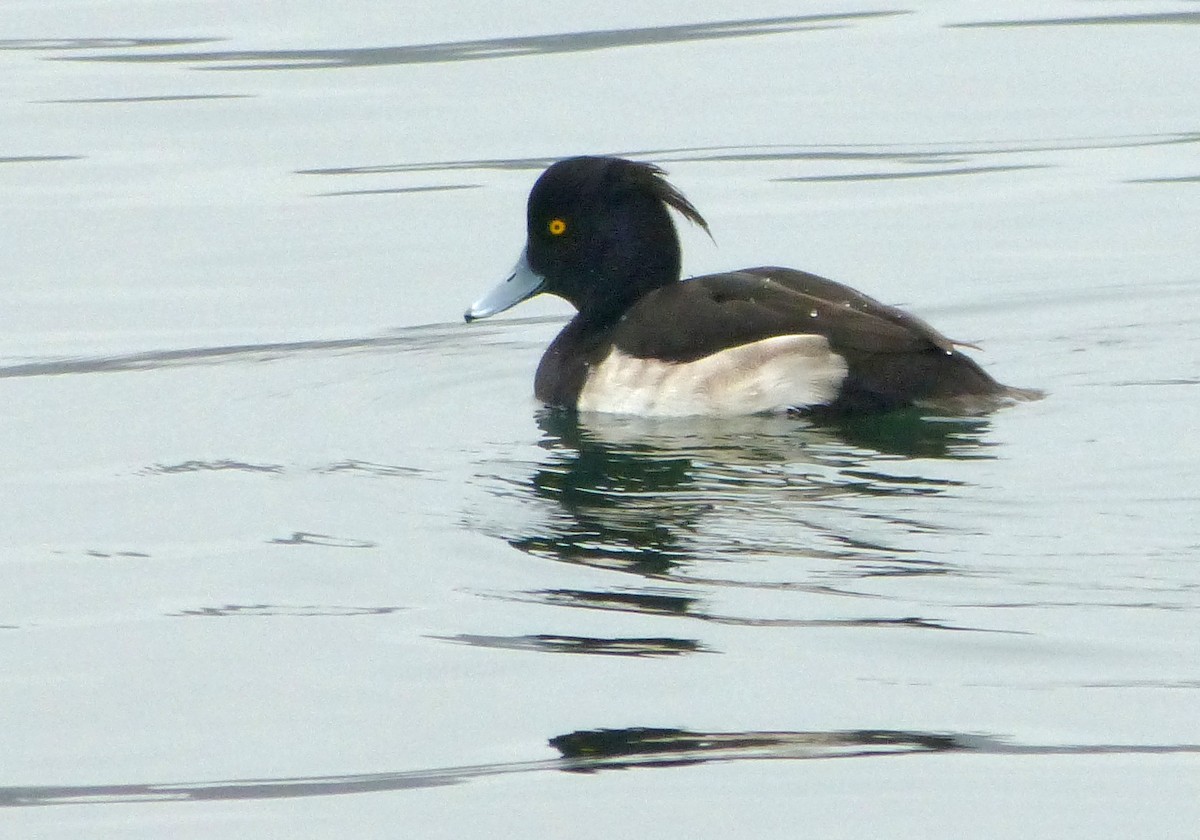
[[2, 1, 1199, 836]]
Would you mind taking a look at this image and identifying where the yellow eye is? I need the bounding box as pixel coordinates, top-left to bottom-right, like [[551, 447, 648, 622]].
[[548, 218, 567, 236]]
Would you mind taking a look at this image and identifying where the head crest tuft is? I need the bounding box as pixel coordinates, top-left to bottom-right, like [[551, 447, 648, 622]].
[[616, 160, 711, 239]]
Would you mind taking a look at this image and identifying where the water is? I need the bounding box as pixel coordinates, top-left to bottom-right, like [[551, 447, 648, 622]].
[[3, 2, 1199, 836]]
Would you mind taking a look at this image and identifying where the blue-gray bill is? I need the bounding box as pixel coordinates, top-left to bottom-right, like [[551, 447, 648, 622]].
[[464, 250, 545, 322]]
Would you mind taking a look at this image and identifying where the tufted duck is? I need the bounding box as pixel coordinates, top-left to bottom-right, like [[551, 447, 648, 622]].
[[465, 156, 1034, 415]]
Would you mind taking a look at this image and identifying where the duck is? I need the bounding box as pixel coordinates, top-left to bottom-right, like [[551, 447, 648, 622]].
[[464, 155, 1032, 416]]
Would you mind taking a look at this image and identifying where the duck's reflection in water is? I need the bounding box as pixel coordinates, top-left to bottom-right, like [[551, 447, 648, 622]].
[[507, 407, 994, 572], [471, 407, 1002, 642]]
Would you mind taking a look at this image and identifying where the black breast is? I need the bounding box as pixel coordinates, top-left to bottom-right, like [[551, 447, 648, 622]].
[[534, 315, 616, 407]]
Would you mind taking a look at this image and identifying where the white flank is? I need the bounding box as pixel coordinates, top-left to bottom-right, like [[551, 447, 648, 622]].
[[576, 335, 848, 416]]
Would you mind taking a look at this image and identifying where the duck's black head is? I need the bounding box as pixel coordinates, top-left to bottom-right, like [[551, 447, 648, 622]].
[[525, 156, 709, 316], [465, 156, 709, 324]]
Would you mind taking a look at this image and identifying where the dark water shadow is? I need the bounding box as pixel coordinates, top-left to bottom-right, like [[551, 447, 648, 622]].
[[299, 135, 1200, 176], [6, 726, 1196, 808], [948, 11, 1200, 29], [775, 164, 1049, 182], [0, 320, 527, 380], [39, 94, 253, 104], [267, 531, 378, 548], [1128, 174, 1200, 184], [549, 726, 1200, 769], [0, 38, 216, 51], [484, 587, 994, 634], [144, 459, 285, 474], [316, 183, 482, 198], [0, 155, 82, 165], [141, 458, 427, 478], [432, 633, 707, 657], [172, 604, 401, 618], [299, 134, 1200, 189], [52, 13, 904, 71]]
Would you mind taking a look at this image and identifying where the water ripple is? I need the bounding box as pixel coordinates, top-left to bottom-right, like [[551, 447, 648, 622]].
[[949, 11, 1200, 29], [298, 133, 1200, 178], [433, 633, 706, 657], [5, 727, 1196, 808], [53, 13, 905, 71], [173, 604, 402, 618]]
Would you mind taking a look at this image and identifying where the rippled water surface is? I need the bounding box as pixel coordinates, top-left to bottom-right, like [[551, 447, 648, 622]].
[[3, 2, 1198, 836]]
